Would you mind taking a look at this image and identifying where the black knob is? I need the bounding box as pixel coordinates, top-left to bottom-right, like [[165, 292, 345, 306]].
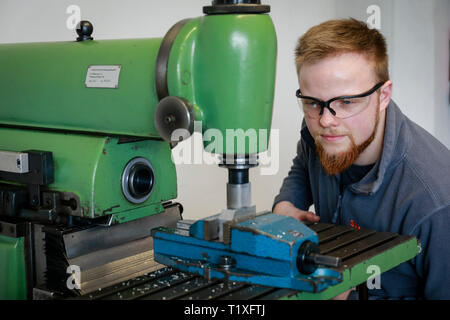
[[204, 0, 269, 14], [76, 21, 93, 41], [213, 0, 261, 4], [297, 241, 341, 275]]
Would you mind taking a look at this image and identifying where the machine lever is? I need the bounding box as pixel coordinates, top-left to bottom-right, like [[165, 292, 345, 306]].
[[305, 253, 341, 268], [297, 241, 341, 274]]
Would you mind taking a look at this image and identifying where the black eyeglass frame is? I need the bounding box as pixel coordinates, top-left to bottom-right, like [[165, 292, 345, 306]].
[[296, 81, 386, 118]]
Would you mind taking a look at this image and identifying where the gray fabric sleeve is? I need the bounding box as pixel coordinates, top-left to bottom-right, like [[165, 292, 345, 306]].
[[410, 204, 450, 299]]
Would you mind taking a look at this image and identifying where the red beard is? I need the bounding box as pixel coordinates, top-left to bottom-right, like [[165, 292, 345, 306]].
[[315, 110, 380, 176]]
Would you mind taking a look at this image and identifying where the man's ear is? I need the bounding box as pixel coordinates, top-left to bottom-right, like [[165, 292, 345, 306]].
[[379, 80, 393, 112]]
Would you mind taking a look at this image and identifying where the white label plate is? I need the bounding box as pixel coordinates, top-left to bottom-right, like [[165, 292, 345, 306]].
[[85, 65, 121, 88], [0, 151, 29, 174]]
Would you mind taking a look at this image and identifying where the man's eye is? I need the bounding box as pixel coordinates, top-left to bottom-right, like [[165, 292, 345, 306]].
[[334, 99, 355, 108], [303, 100, 318, 107]]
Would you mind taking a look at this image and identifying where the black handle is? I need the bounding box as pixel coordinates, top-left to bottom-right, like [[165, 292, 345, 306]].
[[297, 241, 341, 274]]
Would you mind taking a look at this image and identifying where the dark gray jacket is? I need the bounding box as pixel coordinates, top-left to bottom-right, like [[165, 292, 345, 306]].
[[273, 100, 450, 299]]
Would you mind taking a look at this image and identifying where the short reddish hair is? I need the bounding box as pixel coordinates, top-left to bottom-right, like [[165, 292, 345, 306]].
[[295, 18, 389, 82]]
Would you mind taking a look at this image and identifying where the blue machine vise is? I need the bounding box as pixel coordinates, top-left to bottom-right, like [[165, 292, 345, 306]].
[[152, 212, 342, 293]]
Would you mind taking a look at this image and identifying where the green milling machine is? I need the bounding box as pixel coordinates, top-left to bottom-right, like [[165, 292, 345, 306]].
[[0, 1, 420, 300]]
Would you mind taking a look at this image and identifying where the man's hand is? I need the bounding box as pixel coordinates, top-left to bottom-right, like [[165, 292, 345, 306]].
[[331, 288, 355, 300], [273, 201, 320, 223]]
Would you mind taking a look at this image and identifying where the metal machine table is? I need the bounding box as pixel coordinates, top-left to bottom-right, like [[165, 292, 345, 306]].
[[73, 222, 419, 300]]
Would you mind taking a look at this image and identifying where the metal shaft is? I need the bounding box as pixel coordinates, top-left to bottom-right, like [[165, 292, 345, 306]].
[[227, 182, 252, 209], [305, 253, 341, 268]]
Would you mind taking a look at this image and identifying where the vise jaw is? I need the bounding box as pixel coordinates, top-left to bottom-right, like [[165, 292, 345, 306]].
[[152, 212, 342, 293]]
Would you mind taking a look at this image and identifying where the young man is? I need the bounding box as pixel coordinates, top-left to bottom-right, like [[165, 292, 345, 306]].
[[273, 19, 450, 299]]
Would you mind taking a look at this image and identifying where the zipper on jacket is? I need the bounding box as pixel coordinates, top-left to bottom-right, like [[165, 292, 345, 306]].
[[332, 175, 344, 224], [332, 194, 343, 224]]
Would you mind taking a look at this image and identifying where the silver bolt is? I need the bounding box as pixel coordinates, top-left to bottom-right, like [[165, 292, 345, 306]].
[[219, 255, 235, 271]]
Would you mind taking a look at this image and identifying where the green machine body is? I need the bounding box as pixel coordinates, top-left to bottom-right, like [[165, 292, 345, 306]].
[[156, 13, 278, 155], [0, 11, 277, 221], [0, 1, 278, 299]]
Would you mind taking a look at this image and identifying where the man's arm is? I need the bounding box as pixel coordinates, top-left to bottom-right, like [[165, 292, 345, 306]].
[[272, 138, 318, 222]]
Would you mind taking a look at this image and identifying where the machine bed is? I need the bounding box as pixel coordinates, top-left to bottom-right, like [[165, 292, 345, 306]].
[[71, 221, 419, 300]]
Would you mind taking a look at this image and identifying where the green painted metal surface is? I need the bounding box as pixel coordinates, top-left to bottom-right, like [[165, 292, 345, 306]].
[[0, 13, 277, 300], [0, 38, 163, 137], [283, 237, 421, 300], [0, 127, 177, 220], [168, 14, 277, 155], [0, 235, 27, 300], [0, 13, 277, 155]]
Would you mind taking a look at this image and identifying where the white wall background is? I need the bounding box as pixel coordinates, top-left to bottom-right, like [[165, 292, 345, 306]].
[[0, 0, 448, 220]]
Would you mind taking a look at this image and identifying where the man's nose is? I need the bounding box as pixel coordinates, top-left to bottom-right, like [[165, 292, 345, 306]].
[[319, 107, 339, 127]]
